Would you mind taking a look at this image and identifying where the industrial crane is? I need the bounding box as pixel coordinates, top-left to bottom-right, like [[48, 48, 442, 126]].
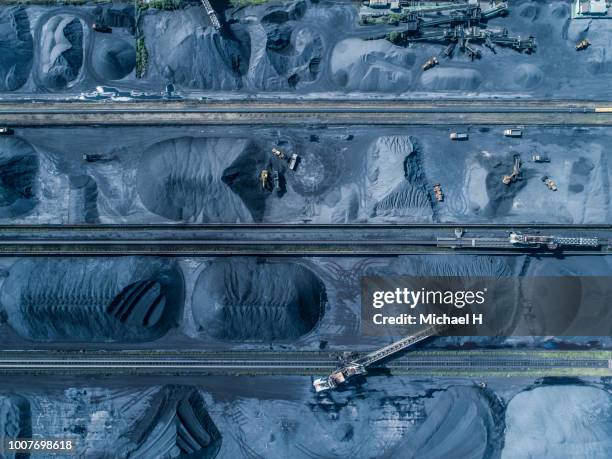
[[313, 325, 442, 392]]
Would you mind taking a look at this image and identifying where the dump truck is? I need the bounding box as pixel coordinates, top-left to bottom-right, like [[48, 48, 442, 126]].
[[576, 39, 590, 51], [433, 183, 444, 202], [288, 153, 299, 171], [532, 154, 550, 163], [503, 128, 522, 138], [542, 176, 557, 191], [422, 56, 439, 71], [450, 132, 469, 141], [502, 155, 521, 185], [260, 170, 270, 190], [271, 148, 285, 160], [0, 127, 14, 135]]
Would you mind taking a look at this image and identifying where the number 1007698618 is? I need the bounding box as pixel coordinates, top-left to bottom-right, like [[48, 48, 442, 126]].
[[4, 439, 75, 454]]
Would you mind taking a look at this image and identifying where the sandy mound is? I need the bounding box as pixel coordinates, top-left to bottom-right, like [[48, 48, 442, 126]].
[[331, 38, 414, 91], [0, 7, 33, 91], [503, 385, 612, 458], [39, 15, 84, 90], [1, 257, 183, 342], [192, 258, 325, 341], [366, 136, 432, 219], [143, 8, 247, 89], [123, 386, 221, 459], [513, 63, 544, 89], [0, 136, 38, 218], [137, 137, 264, 222], [92, 37, 135, 80], [0, 394, 31, 444], [420, 67, 482, 91]]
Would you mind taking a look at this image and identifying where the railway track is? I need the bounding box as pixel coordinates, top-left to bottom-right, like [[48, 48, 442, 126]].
[[1, 100, 612, 126], [0, 351, 608, 376], [0, 224, 608, 256]]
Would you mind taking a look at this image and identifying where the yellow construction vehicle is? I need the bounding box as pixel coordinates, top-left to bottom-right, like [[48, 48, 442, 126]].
[[541, 176, 558, 191], [422, 56, 439, 71], [260, 170, 270, 190], [576, 39, 590, 51], [502, 155, 521, 185], [433, 183, 444, 202]]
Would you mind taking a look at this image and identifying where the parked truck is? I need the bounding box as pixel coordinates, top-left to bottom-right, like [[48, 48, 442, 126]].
[[503, 128, 522, 138], [450, 132, 469, 141]]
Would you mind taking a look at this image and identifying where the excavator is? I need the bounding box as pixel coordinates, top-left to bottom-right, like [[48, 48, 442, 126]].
[[576, 39, 590, 51], [502, 155, 521, 185]]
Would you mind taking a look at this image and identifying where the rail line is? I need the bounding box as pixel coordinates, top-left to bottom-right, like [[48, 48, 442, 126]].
[[1, 100, 612, 126], [0, 224, 608, 256], [0, 351, 608, 376]]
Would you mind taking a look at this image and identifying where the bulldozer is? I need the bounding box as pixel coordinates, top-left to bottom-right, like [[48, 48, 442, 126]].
[[260, 170, 270, 190], [422, 56, 439, 71], [502, 155, 521, 185], [541, 176, 557, 191], [576, 39, 590, 51], [271, 148, 285, 160]]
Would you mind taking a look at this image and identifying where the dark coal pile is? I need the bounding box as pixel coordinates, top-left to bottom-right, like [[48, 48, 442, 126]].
[[192, 258, 325, 341], [0, 6, 33, 92], [0, 394, 31, 446], [252, 1, 323, 90], [137, 137, 262, 223], [331, 38, 415, 91], [287, 144, 339, 196], [68, 175, 99, 223], [142, 7, 247, 90], [569, 156, 595, 194], [0, 257, 184, 342], [420, 67, 483, 91], [39, 15, 84, 90], [376, 255, 519, 336], [0, 136, 38, 218], [481, 153, 529, 218], [92, 37, 135, 81], [124, 385, 221, 459], [92, 4, 135, 31], [367, 136, 432, 220], [396, 386, 503, 458], [381, 254, 515, 278]]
